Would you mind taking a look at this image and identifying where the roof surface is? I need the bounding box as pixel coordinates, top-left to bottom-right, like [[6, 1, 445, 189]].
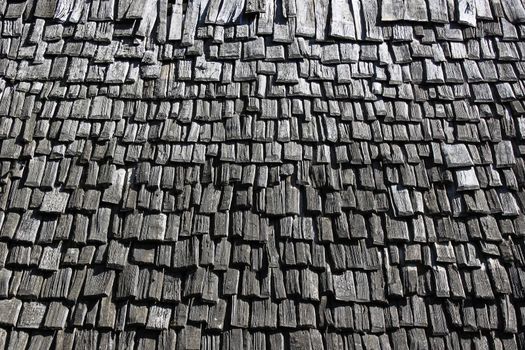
[[0, 0, 525, 348]]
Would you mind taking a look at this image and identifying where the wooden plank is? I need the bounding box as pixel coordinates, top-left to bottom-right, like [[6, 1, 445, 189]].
[[126, 0, 147, 18], [381, 0, 405, 21], [456, 168, 480, 190], [361, 0, 383, 41], [246, 0, 266, 13], [89, 0, 101, 20], [295, 0, 315, 37], [195, 57, 222, 81], [289, 330, 311, 350], [457, 0, 476, 26], [273, 0, 293, 42], [424, 59, 444, 83], [329, 0, 355, 39], [136, 0, 158, 38], [34, 0, 58, 18], [257, 0, 274, 34], [168, 0, 184, 40], [441, 144, 473, 168], [283, 0, 296, 17], [181, 0, 201, 46], [428, 0, 449, 22], [351, 0, 363, 40], [199, 0, 210, 19], [66, 0, 84, 22], [232, 0, 246, 22], [390, 185, 414, 217], [53, 0, 72, 22], [404, 0, 428, 21], [41, 191, 68, 214], [501, 0, 525, 22], [157, 0, 168, 43], [276, 62, 299, 83], [216, 0, 237, 24], [206, 0, 221, 23], [117, 0, 133, 19], [475, 0, 492, 19], [0, 299, 22, 326], [314, 0, 329, 40], [97, 0, 115, 20], [17, 302, 46, 329]]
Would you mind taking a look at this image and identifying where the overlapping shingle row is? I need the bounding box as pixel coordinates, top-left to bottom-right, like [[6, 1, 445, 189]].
[[0, 0, 525, 349]]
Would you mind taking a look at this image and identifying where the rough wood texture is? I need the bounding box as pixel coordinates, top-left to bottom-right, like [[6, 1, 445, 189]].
[[0, 0, 523, 349]]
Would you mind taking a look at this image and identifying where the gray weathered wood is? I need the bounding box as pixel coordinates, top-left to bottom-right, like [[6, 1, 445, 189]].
[[329, 0, 355, 39], [182, 0, 201, 46], [168, 0, 184, 40], [405, 0, 428, 21], [501, 0, 525, 22], [314, 0, 328, 41], [457, 0, 476, 27], [428, 0, 449, 22], [381, 0, 405, 21], [295, 0, 315, 37]]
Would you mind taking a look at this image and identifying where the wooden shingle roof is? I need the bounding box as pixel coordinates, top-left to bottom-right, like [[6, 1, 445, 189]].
[[0, 0, 525, 348]]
